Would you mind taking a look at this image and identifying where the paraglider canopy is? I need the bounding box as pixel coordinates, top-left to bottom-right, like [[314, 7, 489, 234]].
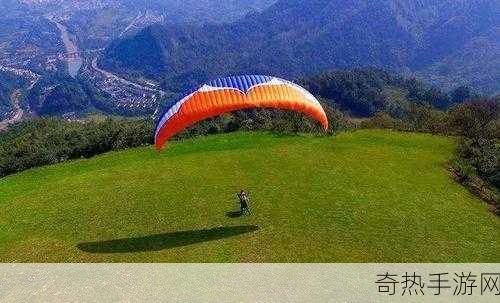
[[154, 75, 329, 150]]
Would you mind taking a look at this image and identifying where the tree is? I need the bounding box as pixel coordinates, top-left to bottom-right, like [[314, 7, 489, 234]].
[[448, 99, 499, 139], [450, 85, 474, 104], [449, 98, 500, 189]]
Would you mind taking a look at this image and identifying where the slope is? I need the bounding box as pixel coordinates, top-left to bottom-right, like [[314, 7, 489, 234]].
[[0, 130, 498, 262]]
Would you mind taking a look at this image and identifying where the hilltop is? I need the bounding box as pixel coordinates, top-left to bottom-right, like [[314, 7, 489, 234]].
[[0, 130, 498, 262]]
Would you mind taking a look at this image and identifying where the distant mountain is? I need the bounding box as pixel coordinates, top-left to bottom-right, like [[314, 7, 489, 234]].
[[22, 0, 274, 22], [17, 0, 277, 51], [100, 0, 500, 94], [0, 0, 277, 119]]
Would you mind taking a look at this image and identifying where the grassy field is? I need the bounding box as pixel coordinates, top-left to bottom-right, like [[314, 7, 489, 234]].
[[0, 129, 498, 262]]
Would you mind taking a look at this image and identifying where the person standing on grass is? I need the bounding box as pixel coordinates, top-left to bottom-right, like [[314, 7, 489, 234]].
[[237, 190, 250, 215]]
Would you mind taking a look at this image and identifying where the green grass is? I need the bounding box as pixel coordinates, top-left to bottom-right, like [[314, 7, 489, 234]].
[[0, 130, 498, 262]]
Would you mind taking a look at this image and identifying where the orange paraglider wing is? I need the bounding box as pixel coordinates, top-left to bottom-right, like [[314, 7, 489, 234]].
[[154, 75, 328, 150]]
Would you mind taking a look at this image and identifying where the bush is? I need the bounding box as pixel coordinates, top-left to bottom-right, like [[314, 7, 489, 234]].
[[0, 118, 154, 177], [447, 99, 499, 139], [360, 112, 401, 129], [456, 137, 500, 188], [404, 104, 448, 134], [175, 102, 348, 139], [360, 104, 449, 135], [450, 158, 476, 183]]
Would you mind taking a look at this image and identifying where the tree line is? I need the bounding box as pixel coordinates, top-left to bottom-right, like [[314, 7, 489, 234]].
[[0, 103, 346, 178], [360, 98, 499, 214]]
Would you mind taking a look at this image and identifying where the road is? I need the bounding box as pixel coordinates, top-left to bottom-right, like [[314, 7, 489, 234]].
[[0, 90, 23, 131], [91, 57, 166, 96], [119, 12, 142, 37], [0, 65, 40, 90]]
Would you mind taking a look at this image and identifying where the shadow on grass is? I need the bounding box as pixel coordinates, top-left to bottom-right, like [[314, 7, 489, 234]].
[[77, 225, 259, 253], [226, 211, 243, 218]]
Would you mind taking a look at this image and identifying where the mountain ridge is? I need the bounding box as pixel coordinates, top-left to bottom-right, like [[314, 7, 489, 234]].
[[100, 0, 500, 94]]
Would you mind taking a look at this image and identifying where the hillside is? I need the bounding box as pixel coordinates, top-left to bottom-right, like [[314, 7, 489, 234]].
[[298, 68, 456, 117], [0, 71, 27, 120], [20, 0, 277, 49], [100, 0, 500, 94], [0, 1, 278, 119], [23, 67, 457, 118], [0, 130, 498, 262]]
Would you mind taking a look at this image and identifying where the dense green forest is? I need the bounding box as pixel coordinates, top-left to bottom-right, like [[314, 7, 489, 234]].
[[0, 118, 153, 177], [27, 73, 90, 116], [299, 69, 476, 117]]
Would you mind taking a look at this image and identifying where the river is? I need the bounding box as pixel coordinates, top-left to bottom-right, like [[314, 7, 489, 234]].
[[54, 21, 83, 78]]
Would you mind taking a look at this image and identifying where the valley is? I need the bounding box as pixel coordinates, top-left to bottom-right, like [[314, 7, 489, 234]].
[[0, 0, 276, 120], [52, 19, 83, 78], [0, 0, 497, 122]]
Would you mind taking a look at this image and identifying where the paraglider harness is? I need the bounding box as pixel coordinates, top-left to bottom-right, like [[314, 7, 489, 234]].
[[237, 191, 250, 215]]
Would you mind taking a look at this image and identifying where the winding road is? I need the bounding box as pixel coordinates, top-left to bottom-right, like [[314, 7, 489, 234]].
[[91, 58, 166, 96]]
